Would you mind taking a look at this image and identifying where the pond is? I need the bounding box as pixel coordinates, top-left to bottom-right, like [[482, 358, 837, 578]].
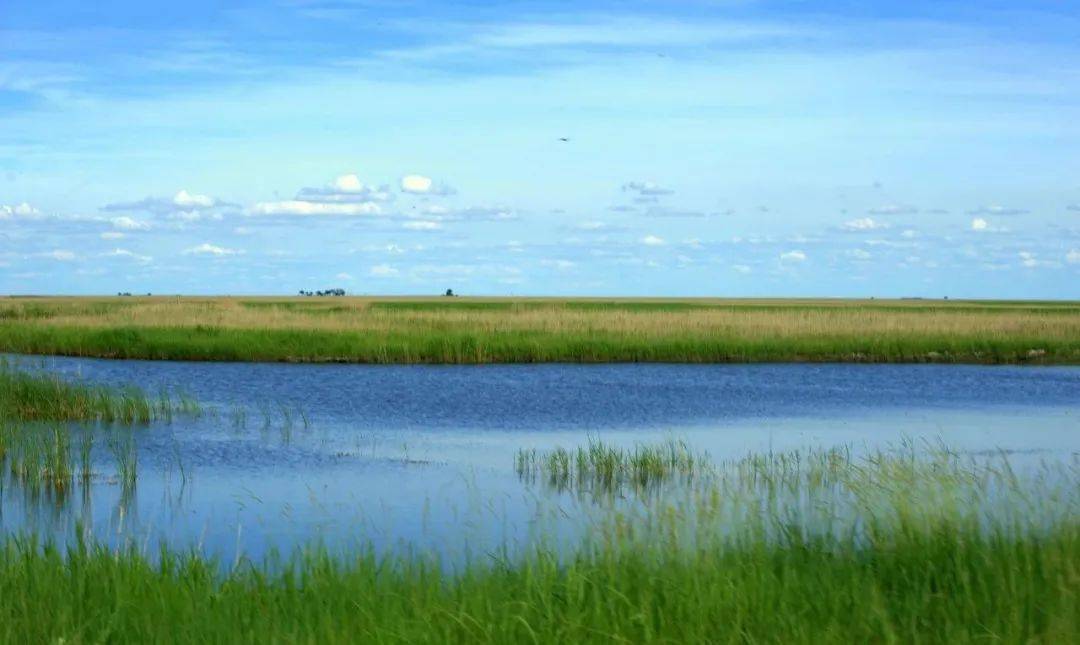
[[3, 357, 1078, 562]]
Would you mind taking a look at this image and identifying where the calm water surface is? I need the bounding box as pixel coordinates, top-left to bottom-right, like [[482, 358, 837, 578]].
[[3, 357, 1077, 561]]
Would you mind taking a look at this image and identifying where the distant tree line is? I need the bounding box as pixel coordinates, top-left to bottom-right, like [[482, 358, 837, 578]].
[[299, 288, 346, 297]]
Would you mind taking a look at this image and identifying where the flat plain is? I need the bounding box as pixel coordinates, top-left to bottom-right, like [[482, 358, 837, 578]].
[[1, 295, 1078, 364]]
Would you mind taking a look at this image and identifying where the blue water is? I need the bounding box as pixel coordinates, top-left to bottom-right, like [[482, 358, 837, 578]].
[[2, 357, 1077, 561]]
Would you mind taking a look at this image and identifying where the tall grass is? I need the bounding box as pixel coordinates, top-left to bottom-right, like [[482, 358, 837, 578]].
[[1, 296, 1077, 363], [0, 422, 72, 497], [0, 359, 195, 423], [516, 438, 706, 492], [0, 443, 1076, 642]]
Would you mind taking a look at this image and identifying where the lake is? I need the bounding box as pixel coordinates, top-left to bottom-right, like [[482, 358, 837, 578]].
[[3, 357, 1078, 562]]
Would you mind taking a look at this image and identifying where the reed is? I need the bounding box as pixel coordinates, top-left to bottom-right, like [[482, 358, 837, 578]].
[[0, 359, 197, 423], [1, 423, 73, 497], [0, 442, 1075, 642], [516, 438, 706, 492], [1, 296, 1077, 363]]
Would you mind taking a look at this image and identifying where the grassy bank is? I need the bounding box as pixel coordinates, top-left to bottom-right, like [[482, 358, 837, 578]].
[[1, 444, 1076, 642], [1, 296, 1078, 364]]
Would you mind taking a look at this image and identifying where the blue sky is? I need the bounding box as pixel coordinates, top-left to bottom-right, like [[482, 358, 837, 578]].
[[2, 1, 1078, 297]]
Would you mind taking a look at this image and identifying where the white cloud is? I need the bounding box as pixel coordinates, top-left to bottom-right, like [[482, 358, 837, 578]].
[[0, 202, 41, 219], [184, 243, 241, 256], [335, 272, 354, 281], [846, 249, 872, 260], [403, 220, 441, 230], [333, 174, 364, 192], [971, 218, 988, 231], [842, 217, 888, 231], [900, 229, 918, 239], [100, 231, 126, 240], [780, 250, 806, 263], [296, 174, 393, 203], [732, 264, 752, 274], [249, 201, 383, 216], [1066, 249, 1080, 264], [111, 216, 151, 231], [173, 189, 215, 208], [400, 174, 456, 196], [369, 264, 399, 277], [103, 248, 152, 263], [641, 234, 665, 246]]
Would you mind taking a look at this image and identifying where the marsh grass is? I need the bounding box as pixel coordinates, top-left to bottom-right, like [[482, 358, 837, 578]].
[[0, 359, 196, 423], [516, 438, 706, 493], [0, 441, 1076, 642], [0, 423, 73, 498], [1, 296, 1077, 363]]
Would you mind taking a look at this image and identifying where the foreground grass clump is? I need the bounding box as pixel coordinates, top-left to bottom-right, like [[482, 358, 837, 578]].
[[1, 295, 1078, 363], [0, 359, 189, 423], [0, 444, 1076, 643]]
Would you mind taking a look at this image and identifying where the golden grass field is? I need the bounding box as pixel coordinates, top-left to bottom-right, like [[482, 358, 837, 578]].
[[1, 296, 1078, 363]]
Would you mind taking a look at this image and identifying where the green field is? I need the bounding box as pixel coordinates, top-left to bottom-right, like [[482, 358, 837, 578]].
[[1, 296, 1078, 364]]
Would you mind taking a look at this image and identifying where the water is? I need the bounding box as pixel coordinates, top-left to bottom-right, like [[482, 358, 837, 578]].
[[2, 357, 1078, 561]]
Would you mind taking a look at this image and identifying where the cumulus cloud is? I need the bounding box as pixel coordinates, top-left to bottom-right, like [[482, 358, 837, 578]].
[[0, 202, 41, 219], [184, 243, 241, 256], [968, 205, 1029, 216], [842, 217, 888, 231], [622, 181, 674, 197], [100, 231, 126, 240], [295, 174, 394, 203], [103, 190, 236, 219], [1067, 249, 1080, 264], [846, 249, 872, 260], [111, 216, 151, 231], [780, 250, 806, 263], [867, 204, 918, 215], [641, 235, 665, 246], [970, 218, 1008, 233], [400, 174, 456, 196]]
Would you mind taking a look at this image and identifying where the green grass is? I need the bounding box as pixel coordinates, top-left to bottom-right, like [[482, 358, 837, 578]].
[[1, 322, 1078, 364], [1, 296, 1078, 364], [516, 438, 706, 492], [0, 443, 1076, 642], [0, 360, 167, 424]]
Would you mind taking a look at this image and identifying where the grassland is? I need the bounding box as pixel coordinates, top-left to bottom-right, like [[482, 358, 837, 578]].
[[0, 443, 1076, 643], [1, 295, 1078, 364]]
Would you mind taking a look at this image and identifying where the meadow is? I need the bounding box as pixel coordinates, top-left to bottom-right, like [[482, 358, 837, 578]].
[[1, 295, 1078, 364], [0, 441, 1076, 643]]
